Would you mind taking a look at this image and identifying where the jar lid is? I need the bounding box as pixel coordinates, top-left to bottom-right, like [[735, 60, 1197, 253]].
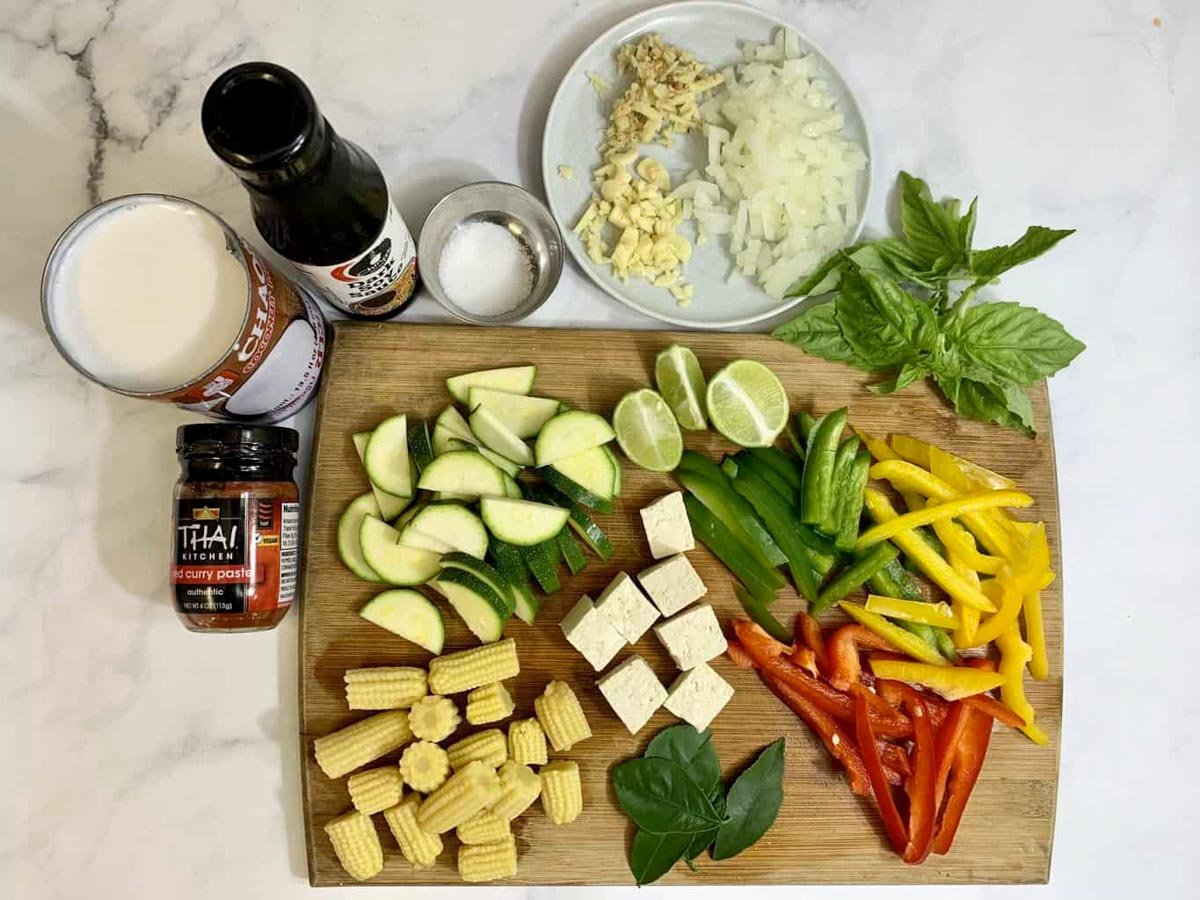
[[177, 423, 299, 451]]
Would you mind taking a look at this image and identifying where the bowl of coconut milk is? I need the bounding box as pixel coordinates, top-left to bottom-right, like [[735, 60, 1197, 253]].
[[418, 182, 563, 324]]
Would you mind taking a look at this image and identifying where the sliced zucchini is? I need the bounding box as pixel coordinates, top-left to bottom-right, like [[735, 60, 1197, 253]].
[[407, 503, 488, 559], [533, 410, 615, 466], [439, 552, 515, 614], [534, 486, 614, 560], [520, 540, 561, 594], [408, 419, 434, 471], [510, 580, 541, 624], [502, 473, 523, 499], [433, 490, 474, 502], [603, 444, 623, 496], [469, 406, 534, 466], [360, 517, 443, 586], [352, 433, 412, 521], [435, 405, 474, 441], [338, 493, 384, 582], [394, 497, 429, 531], [448, 435, 523, 477], [467, 387, 561, 438], [433, 424, 469, 457], [557, 528, 588, 574], [360, 589, 445, 654], [364, 414, 413, 497], [480, 497, 570, 547], [416, 450, 506, 498], [446, 365, 537, 404], [399, 526, 455, 555], [549, 446, 617, 501], [489, 540, 527, 588], [432, 568, 511, 643]]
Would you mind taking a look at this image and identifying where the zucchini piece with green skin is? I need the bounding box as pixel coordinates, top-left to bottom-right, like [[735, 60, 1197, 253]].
[[439, 552, 516, 614], [683, 493, 785, 602], [338, 494, 385, 582], [432, 568, 511, 643], [407, 502, 489, 558], [731, 468, 820, 603], [408, 420, 434, 471], [869, 563, 958, 662], [469, 407, 535, 466], [416, 450, 507, 498], [800, 409, 847, 533], [734, 450, 795, 503], [480, 497, 569, 547], [360, 589, 445, 654], [352, 433, 412, 521], [746, 447, 801, 490], [834, 448, 872, 552], [509, 580, 541, 624], [813, 542, 899, 614], [549, 446, 617, 502], [446, 365, 537, 405], [520, 540, 562, 594], [467, 387, 560, 439], [534, 410, 615, 467], [734, 584, 790, 643], [361, 516, 443, 586], [489, 540, 540, 624], [602, 445, 622, 496], [675, 468, 787, 569], [531, 486, 614, 561], [556, 528, 588, 575], [541, 465, 614, 514], [364, 414, 413, 497]]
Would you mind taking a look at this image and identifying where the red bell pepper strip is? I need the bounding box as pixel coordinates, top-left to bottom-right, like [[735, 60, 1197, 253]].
[[896, 684, 937, 864], [763, 671, 871, 797], [726, 639, 755, 669], [790, 645, 820, 677], [879, 741, 912, 785], [933, 700, 970, 810], [961, 692, 1024, 728], [853, 687, 908, 853], [932, 703, 993, 854], [827, 624, 899, 690], [797, 612, 828, 671]]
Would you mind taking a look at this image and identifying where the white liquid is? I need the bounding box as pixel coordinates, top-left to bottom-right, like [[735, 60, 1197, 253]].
[[50, 199, 250, 393]]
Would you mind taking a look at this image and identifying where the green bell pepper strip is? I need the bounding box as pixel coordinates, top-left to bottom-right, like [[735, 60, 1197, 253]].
[[730, 468, 820, 603], [735, 450, 796, 503], [682, 494, 785, 602], [825, 435, 861, 540], [813, 542, 899, 614], [798, 411, 819, 443], [734, 584, 791, 642], [786, 424, 807, 462], [868, 562, 958, 662], [800, 408, 848, 533], [677, 449, 729, 483], [747, 447, 801, 490], [675, 468, 787, 569], [835, 449, 872, 553], [720, 456, 739, 480]]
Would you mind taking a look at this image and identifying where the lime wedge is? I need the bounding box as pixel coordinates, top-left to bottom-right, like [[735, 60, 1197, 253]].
[[612, 388, 684, 472], [706, 359, 790, 448], [654, 344, 708, 431]]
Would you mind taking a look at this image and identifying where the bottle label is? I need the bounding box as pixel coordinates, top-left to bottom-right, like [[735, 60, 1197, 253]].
[[171, 494, 299, 615], [293, 196, 417, 317]]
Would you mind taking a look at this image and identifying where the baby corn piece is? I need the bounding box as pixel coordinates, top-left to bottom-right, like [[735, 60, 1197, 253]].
[[417, 760, 502, 834], [534, 681, 592, 752], [324, 810, 384, 882], [346, 765, 403, 815], [429, 639, 520, 695], [447, 728, 508, 770], [491, 759, 542, 821], [466, 682, 515, 725], [344, 666, 427, 710], [400, 740, 450, 793], [456, 809, 512, 845], [383, 795, 443, 870], [508, 718, 548, 766], [408, 695, 461, 742], [540, 760, 583, 825], [458, 835, 518, 883], [314, 711, 412, 779]]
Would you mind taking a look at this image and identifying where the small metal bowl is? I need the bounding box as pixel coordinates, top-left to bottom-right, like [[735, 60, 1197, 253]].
[[418, 181, 563, 324]]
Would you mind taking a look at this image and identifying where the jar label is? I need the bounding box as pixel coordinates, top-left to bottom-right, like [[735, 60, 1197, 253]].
[[171, 495, 299, 614], [292, 196, 417, 317]]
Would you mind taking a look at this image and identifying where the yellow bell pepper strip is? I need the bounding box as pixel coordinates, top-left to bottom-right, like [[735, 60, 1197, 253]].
[[948, 555, 981, 647], [868, 659, 1007, 701], [888, 433, 932, 468], [930, 517, 1006, 575], [969, 579, 1025, 647], [926, 445, 1015, 492], [870, 461, 1018, 559], [838, 602, 949, 667], [865, 595, 958, 628], [855, 489, 1034, 552], [996, 623, 1049, 745], [862, 490, 997, 613], [1024, 589, 1049, 679], [855, 427, 930, 518]]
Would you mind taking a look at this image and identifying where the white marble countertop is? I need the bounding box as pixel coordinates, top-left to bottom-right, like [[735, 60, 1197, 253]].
[[3, 0, 1197, 896]]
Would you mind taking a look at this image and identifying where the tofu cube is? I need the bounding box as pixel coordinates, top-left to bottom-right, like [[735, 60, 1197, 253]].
[[664, 663, 734, 731], [653, 604, 727, 671], [560, 595, 626, 671], [639, 491, 695, 559], [595, 572, 660, 643], [637, 554, 707, 617], [597, 655, 667, 734]]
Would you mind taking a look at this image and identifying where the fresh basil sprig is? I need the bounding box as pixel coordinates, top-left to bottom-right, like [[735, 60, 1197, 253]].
[[614, 725, 786, 885], [773, 171, 1084, 435]]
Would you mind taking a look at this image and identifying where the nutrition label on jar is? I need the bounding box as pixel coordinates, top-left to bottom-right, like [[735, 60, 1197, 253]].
[[279, 501, 299, 604]]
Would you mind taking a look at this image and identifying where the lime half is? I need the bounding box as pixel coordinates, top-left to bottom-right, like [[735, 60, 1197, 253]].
[[706, 359, 790, 448], [654, 344, 708, 431], [612, 388, 684, 472]]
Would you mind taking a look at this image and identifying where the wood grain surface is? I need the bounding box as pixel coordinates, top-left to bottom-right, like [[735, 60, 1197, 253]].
[[300, 322, 1062, 886]]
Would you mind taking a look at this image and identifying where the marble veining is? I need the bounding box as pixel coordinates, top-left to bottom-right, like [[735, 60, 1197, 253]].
[[1, 0, 1197, 897]]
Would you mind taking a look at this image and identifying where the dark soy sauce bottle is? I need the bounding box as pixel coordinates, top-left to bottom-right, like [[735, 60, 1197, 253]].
[[202, 63, 417, 319]]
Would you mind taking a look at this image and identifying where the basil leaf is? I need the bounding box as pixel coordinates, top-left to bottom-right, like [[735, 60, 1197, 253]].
[[712, 738, 786, 860], [951, 301, 1086, 385], [958, 196, 978, 257], [835, 269, 937, 367], [783, 241, 902, 298], [773, 302, 878, 368], [899, 171, 963, 269], [971, 226, 1074, 281], [935, 375, 1036, 436], [612, 757, 725, 835], [867, 361, 929, 395], [783, 251, 852, 298], [629, 828, 691, 885]]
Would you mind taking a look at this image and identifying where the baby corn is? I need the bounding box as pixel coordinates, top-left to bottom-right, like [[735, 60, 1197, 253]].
[[383, 795, 442, 870], [455, 810, 512, 845], [400, 740, 450, 793], [346, 766, 403, 815], [491, 760, 542, 821], [458, 835, 518, 883], [507, 718, 548, 766], [314, 711, 412, 779], [534, 681, 592, 752], [417, 760, 502, 834], [540, 760, 583, 825], [344, 666, 427, 710], [408, 695, 461, 742], [466, 682, 515, 725], [429, 639, 520, 695], [447, 728, 508, 770], [324, 810, 384, 881]]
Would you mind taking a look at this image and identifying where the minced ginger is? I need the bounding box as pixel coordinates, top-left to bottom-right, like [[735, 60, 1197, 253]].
[[573, 35, 723, 305]]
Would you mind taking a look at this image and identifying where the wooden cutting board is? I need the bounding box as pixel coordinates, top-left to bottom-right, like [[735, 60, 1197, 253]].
[[299, 322, 1062, 886]]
